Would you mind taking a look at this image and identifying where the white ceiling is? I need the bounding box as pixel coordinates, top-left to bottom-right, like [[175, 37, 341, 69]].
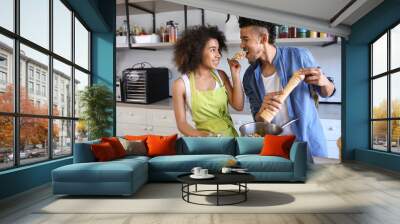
[[223, 0, 352, 23], [163, 0, 384, 37]]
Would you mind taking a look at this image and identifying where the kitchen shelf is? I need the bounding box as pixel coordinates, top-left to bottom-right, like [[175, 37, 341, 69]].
[[117, 42, 175, 50], [227, 37, 339, 47], [116, 37, 339, 50], [116, 0, 197, 16]]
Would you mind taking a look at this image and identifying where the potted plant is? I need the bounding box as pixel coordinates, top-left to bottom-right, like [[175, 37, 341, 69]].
[[79, 84, 113, 140]]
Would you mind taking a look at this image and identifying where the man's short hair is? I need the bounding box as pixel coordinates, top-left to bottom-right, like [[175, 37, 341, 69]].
[[238, 17, 277, 44]]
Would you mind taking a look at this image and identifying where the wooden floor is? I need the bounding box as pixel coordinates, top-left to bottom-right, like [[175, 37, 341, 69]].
[[1, 159, 400, 224]]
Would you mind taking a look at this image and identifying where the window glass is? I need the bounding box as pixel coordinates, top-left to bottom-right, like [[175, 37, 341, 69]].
[[372, 33, 387, 76], [391, 24, 400, 70], [53, 59, 72, 117], [391, 72, 400, 118], [0, 0, 14, 31], [372, 121, 388, 151], [20, 44, 49, 115], [53, 119, 72, 158], [75, 120, 88, 143], [20, 0, 49, 49], [0, 0, 92, 169], [0, 116, 13, 170], [74, 18, 89, 70], [20, 117, 49, 165], [391, 120, 400, 153], [0, 35, 14, 113], [53, 0, 72, 60], [74, 69, 89, 118], [372, 77, 387, 119]]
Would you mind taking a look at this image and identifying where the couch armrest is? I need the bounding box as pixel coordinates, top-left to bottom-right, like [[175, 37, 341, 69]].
[[289, 141, 307, 181], [73, 140, 100, 163]]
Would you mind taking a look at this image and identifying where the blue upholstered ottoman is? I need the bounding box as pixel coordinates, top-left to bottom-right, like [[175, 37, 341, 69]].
[[52, 155, 149, 196]]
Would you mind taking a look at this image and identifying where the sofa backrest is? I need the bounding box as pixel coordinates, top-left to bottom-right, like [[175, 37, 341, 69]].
[[73, 139, 100, 163], [176, 137, 236, 155], [235, 137, 264, 155], [73, 137, 271, 161]]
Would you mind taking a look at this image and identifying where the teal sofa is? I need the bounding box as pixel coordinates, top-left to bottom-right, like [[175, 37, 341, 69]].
[[52, 137, 307, 196]]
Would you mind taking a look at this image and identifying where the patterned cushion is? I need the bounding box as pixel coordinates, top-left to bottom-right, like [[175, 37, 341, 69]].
[[119, 138, 147, 156]]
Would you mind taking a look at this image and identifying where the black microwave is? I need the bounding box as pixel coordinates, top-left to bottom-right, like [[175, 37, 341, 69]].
[[121, 67, 169, 104]]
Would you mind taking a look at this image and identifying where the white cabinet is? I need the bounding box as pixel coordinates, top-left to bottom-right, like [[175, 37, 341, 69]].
[[149, 109, 176, 127], [320, 119, 341, 159], [116, 106, 148, 125], [117, 106, 341, 159], [116, 105, 255, 136], [116, 106, 180, 136]]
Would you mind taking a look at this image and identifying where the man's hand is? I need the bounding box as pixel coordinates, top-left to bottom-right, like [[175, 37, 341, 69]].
[[301, 67, 335, 97], [302, 67, 330, 87], [256, 91, 283, 121]]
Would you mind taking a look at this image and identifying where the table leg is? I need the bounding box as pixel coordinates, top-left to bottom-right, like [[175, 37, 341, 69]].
[[217, 184, 219, 206], [245, 183, 247, 201], [195, 184, 197, 192], [187, 184, 190, 202], [181, 184, 183, 199]]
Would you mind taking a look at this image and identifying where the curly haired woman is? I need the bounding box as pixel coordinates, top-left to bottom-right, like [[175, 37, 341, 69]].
[[172, 26, 244, 137]]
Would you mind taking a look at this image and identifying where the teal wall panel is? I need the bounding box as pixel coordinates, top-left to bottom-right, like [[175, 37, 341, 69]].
[[355, 149, 400, 172], [65, 0, 110, 32], [344, 0, 400, 171], [343, 43, 370, 159], [91, 0, 116, 136], [0, 158, 72, 199]]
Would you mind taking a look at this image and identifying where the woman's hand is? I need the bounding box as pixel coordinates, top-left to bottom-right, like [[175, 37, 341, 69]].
[[197, 130, 213, 137], [227, 58, 241, 76]]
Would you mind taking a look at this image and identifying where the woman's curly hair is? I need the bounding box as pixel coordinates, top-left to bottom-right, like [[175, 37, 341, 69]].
[[174, 25, 227, 74]]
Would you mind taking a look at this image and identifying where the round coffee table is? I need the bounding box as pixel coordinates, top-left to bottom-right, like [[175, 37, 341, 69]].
[[177, 173, 255, 206]]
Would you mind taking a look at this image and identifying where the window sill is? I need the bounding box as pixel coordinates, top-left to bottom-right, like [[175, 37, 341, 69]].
[[0, 156, 72, 175]]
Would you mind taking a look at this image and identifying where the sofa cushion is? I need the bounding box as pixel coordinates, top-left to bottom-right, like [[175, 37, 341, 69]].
[[236, 155, 293, 172], [52, 159, 147, 183], [147, 134, 178, 157], [91, 142, 118, 161], [235, 137, 263, 155], [148, 154, 235, 172], [116, 155, 150, 163], [124, 135, 149, 141], [260, 135, 296, 159], [119, 138, 147, 156], [177, 137, 236, 155], [101, 137, 127, 158]]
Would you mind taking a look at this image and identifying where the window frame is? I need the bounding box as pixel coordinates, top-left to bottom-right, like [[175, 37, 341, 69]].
[[0, 0, 92, 171], [370, 20, 400, 154]]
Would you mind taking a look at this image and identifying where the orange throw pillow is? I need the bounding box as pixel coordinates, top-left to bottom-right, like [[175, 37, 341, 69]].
[[101, 137, 126, 158], [124, 135, 149, 141], [146, 134, 178, 157], [91, 142, 117, 161], [260, 135, 296, 159]]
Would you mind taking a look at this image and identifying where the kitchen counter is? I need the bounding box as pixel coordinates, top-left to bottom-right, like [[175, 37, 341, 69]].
[[117, 98, 341, 119], [117, 97, 252, 115]]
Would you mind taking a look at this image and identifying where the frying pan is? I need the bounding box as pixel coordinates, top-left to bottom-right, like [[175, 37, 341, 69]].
[[239, 118, 299, 137]]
